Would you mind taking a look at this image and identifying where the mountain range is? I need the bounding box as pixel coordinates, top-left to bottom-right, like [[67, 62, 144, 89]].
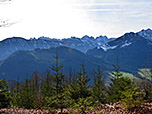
[[87, 29, 152, 72], [0, 35, 113, 61], [0, 28, 152, 81]]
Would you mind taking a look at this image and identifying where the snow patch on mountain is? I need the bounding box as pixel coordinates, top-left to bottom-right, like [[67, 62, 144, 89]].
[[121, 42, 132, 48], [98, 45, 117, 51]]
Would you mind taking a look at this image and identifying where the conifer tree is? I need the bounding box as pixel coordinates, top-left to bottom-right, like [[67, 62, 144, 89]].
[[0, 78, 11, 108], [111, 64, 123, 79], [120, 80, 145, 109], [19, 78, 37, 109], [70, 64, 91, 100], [51, 53, 65, 95], [108, 62, 123, 102], [108, 63, 145, 109], [42, 72, 53, 98], [70, 64, 92, 114], [77, 64, 91, 98], [30, 72, 44, 108], [11, 76, 21, 107], [92, 67, 106, 104], [70, 74, 79, 100], [48, 51, 70, 113], [41, 72, 54, 107]]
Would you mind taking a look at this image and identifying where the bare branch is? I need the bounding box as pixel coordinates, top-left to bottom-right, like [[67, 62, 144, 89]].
[[0, 0, 18, 27], [0, 0, 11, 2], [0, 0, 11, 4], [0, 19, 17, 27]]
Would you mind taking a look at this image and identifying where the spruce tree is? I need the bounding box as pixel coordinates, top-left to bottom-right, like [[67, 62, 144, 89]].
[[41, 72, 54, 107], [108, 63, 145, 109], [111, 64, 123, 79], [70, 64, 91, 114], [92, 67, 106, 104], [48, 52, 70, 113], [51, 53, 65, 95], [19, 78, 37, 109], [11, 76, 21, 107], [70, 74, 79, 100], [0, 78, 11, 108], [108, 63, 123, 102], [70, 64, 91, 100], [42, 72, 53, 98], [77, 64, 91, 98], [120, 80, 145, 109], [30, 72, 44, 108]]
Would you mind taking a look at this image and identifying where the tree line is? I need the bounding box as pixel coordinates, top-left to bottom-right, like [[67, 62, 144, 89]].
[[0, 54, 152, 113]]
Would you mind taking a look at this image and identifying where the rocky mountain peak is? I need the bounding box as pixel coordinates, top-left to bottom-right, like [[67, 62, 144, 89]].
[[137, 28, 152, 41]]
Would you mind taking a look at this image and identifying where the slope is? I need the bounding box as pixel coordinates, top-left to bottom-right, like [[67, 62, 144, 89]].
[[0, 46, 111, 81], [87, 32, 152, 72]]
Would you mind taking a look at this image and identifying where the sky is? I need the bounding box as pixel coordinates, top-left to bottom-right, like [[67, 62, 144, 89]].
[[0, 0, 152, 40]]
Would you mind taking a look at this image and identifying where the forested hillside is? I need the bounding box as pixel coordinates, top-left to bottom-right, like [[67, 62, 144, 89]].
[[0, 53, 152, 113]]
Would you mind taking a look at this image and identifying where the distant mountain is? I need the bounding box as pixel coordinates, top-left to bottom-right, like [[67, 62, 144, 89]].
[[1, 28, 152, 80], [0, 46, 111, 81], [137, 28, 152, 41], [0, 35, 113, 61], [87, 29, 152, 72]]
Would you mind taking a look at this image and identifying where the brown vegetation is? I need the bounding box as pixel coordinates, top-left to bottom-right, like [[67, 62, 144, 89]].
[[0, 103, 151, 114]]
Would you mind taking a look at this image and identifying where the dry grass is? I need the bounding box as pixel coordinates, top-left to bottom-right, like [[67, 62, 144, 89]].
[[0, 103, 151, 114]]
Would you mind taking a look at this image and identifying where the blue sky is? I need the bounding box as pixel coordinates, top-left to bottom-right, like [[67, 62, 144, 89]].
[[0, 0, 152, 40]]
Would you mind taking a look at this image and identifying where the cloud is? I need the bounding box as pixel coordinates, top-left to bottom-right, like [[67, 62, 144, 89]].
[[78, 1, 152, 20], [0, 0, 152, 40], [72, 0, 152, 37]]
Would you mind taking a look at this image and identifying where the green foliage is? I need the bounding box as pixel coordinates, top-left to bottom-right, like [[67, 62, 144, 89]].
[[136, 68, 152, 102], [45, 84, 72, 112], [108, 77, 128, 103], [108, 64, 123, 103], [48, 91, 72, 110], [3, 54, 151, 111], [47, 52, 71, 113], [111, 64, 123, 79], [108, 63, 145, 109], [70, 64, 91, 100], [41, 72, 54, 107], [119, 72, 138, 80], [41, 72, 54, 101], [0, 78, 11, 108], [98, 110, 104, 114], [68, 64, 93, 113], [77, 64, 91, 98], [144, 82, 152, 102], [51, 53, 65, 95], [92, 68, 106, 104], [73, 97, 93, 114], [120, 83, 145, 109], [11, 75, 42, 109], [69, 96, 103, 114], [138, 68, 152, 81], [70, 75, 79, 100], [135, 78, 152, 102], [109, 76, 145, 109], [11, 76, 21, 107], [18, 79, 38, 109]]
